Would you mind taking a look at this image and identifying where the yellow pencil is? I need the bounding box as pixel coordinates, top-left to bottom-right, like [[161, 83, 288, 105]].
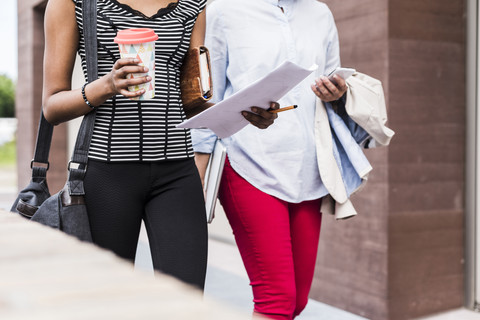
[[268, 105, 298, 114]]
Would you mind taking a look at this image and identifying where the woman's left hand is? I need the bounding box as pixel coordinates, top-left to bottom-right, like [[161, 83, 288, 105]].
[[311, 75, 347, 102], [242, 101, 279, 129]]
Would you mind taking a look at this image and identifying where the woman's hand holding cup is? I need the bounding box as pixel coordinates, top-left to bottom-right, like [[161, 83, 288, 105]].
[[114, 28, 158, 100], [107, 58, 152, 98]]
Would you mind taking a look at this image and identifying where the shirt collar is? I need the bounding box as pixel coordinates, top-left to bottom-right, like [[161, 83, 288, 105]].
[[263, 0, 293, 5], [264, 0, 295, 10]]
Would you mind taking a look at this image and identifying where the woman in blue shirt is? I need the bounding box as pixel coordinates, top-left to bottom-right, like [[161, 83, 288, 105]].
[[193, 0, 348, 318]]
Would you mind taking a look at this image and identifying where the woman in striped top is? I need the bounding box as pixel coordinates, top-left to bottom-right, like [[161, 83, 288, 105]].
[[41, 0, 277, 289]]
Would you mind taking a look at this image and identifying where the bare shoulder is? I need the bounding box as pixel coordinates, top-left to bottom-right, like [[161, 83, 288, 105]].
[[43, 0, 79, 67], [45, 0, 76, 19], [44, 0, 78, 37]]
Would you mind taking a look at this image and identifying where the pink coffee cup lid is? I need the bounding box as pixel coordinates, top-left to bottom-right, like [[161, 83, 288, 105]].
[[114, 28, 159, 44]]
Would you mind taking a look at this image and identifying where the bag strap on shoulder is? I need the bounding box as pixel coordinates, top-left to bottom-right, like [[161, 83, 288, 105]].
[[67, 0, 99, 196]]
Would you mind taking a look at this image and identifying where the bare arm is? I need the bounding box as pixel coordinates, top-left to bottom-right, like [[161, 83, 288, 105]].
[[194, 152, 210, 187], [42, 0, 152, 125], [190, 9, 206, 49], [190, 10, 212, 184]]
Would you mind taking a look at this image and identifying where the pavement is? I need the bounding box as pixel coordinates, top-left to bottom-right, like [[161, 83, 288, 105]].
[[135, 222, 367, 320], [2, 165, 480, 320]]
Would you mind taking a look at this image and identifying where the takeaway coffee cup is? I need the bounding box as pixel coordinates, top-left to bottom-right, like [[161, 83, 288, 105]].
[[114, 28, 158, 100]]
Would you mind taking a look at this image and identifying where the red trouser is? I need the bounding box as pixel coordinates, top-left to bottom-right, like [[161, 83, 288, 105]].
[[218, 158, 323, 320]]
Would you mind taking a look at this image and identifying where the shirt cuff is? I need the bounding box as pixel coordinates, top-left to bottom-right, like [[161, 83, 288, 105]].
[[191, 128, 217, 153]]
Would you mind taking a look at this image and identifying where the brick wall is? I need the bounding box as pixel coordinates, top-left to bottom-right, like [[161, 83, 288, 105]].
[[387, 0, 465, 318], [311, 1, 466, 319]]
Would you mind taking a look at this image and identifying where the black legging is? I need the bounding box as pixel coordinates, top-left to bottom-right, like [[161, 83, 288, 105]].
[[83, 158, 208, 289]]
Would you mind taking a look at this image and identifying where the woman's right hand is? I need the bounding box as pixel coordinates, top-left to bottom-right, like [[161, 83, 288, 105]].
[[242, 101, 279, 129], [107, 58, 152, 98]]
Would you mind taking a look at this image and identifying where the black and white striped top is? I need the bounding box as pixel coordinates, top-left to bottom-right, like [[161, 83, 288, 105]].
[[73, 0, 206, 162]]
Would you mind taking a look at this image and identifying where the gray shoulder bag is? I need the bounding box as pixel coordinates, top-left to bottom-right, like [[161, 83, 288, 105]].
[[10, 0, 98, 242]]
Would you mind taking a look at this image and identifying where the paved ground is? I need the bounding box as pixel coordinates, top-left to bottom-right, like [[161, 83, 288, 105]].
[[2, 164, 480, 320], [135, 223, 367, 320], [0, 165, 16, 212]]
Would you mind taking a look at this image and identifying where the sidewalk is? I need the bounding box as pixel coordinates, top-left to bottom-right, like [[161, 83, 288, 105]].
[[136, 221, 480, 320], [204, 237, 368, 320], [134, 222, 368, 320]]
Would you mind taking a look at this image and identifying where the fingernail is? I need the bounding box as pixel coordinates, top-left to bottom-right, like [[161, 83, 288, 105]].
[[251, 107, 257, 113], [144, 67, 149, 72], [146, 76, 152, 81], [242, 111, 248, 117]]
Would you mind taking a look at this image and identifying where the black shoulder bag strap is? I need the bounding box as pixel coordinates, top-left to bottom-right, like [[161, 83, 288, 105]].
[[67, 0, 98, 196], [30, 112, 53, 182]]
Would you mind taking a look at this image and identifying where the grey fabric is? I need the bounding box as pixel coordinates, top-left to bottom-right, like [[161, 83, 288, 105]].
[[31, 185, 92, 242], [10, 112, 53, 218], [68, 168, 87, 196], [31, 192, 60, 230], [33, 113, 53, 164], [67, 0, 98, 196], [10, 175, 50, 218]]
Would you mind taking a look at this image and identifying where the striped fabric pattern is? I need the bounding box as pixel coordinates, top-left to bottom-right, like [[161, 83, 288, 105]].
[[74, 0, 206, 162]]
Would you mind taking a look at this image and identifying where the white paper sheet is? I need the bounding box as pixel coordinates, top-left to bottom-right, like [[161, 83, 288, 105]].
[[177, 61, 318, 139]]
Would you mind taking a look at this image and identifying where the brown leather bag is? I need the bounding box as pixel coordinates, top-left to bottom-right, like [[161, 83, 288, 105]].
[[180, 46, 213, 118]]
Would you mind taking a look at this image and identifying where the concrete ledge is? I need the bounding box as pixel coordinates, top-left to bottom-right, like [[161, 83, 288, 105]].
[[0, 210, 248, 320]]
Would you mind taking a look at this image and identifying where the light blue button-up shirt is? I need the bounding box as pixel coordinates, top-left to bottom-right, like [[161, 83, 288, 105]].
[[192, 0, 342, 203]]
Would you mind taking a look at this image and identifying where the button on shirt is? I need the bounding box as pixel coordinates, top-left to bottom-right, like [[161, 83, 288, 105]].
[[192, 0, 341, 203]]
